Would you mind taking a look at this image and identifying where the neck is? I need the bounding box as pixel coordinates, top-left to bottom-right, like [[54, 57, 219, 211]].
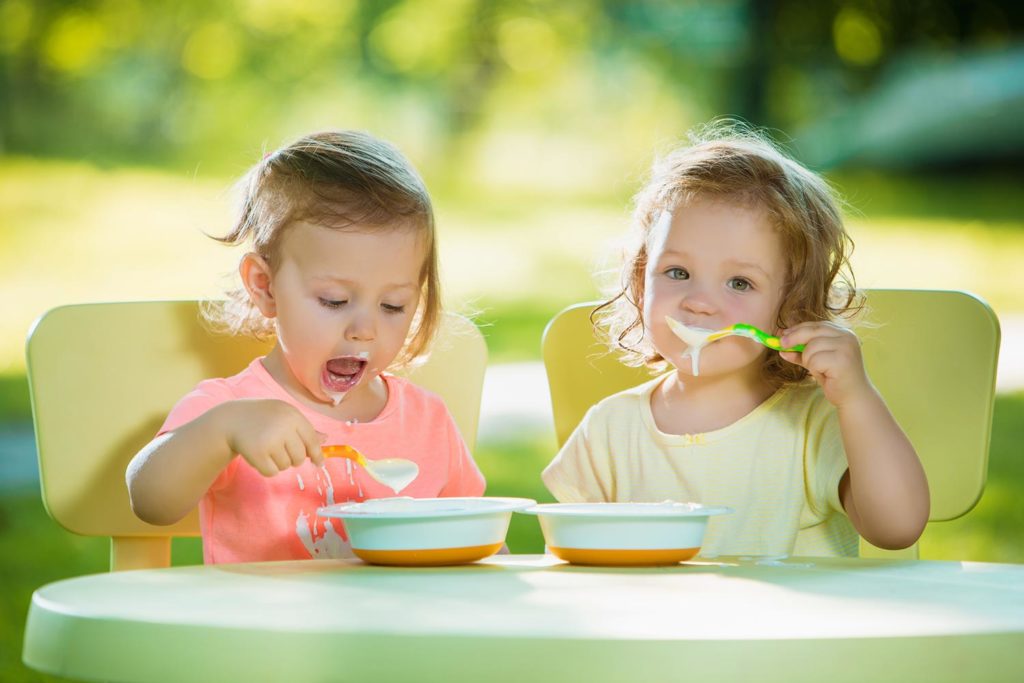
[[652, 365, 777, 435], [262, 346, 388, 423]]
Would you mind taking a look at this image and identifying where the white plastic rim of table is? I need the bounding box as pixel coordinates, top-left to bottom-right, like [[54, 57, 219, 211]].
[[23, 554, 1024, 683]]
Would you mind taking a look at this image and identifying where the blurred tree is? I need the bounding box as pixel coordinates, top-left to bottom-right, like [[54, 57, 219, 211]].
[[0, 0, 1020, 173]]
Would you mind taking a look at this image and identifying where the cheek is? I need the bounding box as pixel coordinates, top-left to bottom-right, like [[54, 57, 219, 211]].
[[642, 277, 665, 311], [382, 310, 415, 340]]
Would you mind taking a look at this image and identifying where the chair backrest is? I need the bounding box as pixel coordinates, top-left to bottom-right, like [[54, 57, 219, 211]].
[[26, 301, 487, 571], [542, 290, 1000, 558]]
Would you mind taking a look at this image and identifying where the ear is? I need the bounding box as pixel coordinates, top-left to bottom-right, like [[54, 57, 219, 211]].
[[240, 252, 276, 318]]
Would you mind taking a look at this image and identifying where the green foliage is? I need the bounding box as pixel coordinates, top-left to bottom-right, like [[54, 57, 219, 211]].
[[0, 375, 30, 422], [5, 0, 1016, 179]]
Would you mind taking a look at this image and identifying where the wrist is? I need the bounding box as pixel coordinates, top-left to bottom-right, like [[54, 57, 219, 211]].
[[203, 401, 246, 466], [835, 381, 882, 417]]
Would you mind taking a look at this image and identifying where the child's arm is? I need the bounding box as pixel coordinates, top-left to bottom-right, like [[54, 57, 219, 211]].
[[126, 399, 325, 526], [780, 322, 930, 550]]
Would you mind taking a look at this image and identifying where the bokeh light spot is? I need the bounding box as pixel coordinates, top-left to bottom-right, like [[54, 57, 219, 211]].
[[43, 11, 107, 73], [182, 22, 243, 80], [498, 17, 559, 73], [0, 0, 33, 54], [833, 6, 883, 66], [368, 0, 469, 74]]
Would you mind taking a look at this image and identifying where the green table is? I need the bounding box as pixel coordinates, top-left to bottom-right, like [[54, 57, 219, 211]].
[[24, 554, 1024, 682]]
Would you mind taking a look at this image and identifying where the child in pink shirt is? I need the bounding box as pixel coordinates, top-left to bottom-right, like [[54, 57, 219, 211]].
[[126, 130, 485, 563]]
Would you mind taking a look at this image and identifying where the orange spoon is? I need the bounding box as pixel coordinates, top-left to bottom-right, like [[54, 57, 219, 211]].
[[322, 444, 419, 493], [322, 444, 369, 467]]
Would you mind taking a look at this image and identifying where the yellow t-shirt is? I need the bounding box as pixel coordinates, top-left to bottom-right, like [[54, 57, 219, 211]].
[[542, 375, 859, 558]]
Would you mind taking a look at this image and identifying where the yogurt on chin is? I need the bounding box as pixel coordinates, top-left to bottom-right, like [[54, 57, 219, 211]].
[[665, 316, 717, 376]]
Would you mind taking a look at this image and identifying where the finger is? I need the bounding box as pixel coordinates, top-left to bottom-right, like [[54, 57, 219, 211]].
[[803, 348, 843, 379], [252, 454, 280, 478], [301, 425, 327, 467], [283, 436, 307, 468], [779, 350, 803, 366], [267, 447, 292, 473], [779, 322, 846, 348]]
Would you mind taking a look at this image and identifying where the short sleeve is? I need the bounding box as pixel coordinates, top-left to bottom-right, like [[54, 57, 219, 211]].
[[157, 379, 239, 490], [437, 411, 486, 497], [804, 394, 849, 517], [541, 405, 616, 503], [159, 379, 235, 436]]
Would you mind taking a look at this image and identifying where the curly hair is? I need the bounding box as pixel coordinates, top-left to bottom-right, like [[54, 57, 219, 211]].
[[595, 120, 860, 386], [201, 130, 440, 368]]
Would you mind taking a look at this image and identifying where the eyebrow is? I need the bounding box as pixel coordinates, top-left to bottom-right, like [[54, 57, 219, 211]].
[[312, 276, 419, 292], [730, 260, 773, 280]]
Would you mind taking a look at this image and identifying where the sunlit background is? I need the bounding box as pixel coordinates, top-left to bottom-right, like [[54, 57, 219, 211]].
[[2, 1, 1023, 677]]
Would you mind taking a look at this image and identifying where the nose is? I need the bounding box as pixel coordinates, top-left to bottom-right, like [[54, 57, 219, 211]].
[[344, 305, 376, 341], [680, 283, 716, 316]]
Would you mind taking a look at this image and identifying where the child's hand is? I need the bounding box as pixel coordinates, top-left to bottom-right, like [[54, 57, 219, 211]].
[[222, 399, 327, 476], [778, 322, 872, 407]]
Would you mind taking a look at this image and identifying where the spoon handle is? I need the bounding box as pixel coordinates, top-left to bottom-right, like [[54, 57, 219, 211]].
[[728, 324, 807, 353], [668, 318, 806, 353], [322, 444, 368, 467]]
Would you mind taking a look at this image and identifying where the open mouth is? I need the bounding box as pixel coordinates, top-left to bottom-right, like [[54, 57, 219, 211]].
[[321, 355, 368, 395]]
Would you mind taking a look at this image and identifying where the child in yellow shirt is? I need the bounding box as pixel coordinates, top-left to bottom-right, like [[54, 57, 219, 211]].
[[542, 122, 929, 557]]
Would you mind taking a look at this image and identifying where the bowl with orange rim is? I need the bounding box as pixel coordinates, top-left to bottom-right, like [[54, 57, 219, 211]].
[[318, 497, 536, 566], [520, 502, 732, 566]]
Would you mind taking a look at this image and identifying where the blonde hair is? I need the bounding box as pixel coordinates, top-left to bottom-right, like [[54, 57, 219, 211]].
[[203, 130, 440, 368], [596, 120, 860, 386]]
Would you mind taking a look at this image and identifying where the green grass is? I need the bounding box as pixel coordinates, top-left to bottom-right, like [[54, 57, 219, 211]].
[[0, 375, 31, 423]]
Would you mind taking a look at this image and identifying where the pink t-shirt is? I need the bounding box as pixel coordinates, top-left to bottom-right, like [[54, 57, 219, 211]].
[[159, 358, 486, 564]]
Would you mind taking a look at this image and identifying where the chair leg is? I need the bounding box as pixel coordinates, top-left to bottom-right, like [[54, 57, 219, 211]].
[[111, 537, 171, 571]]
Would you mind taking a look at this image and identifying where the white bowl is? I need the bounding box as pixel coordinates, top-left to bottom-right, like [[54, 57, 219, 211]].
[[318, 497, 536, 566], [520, 502, 732, 566]]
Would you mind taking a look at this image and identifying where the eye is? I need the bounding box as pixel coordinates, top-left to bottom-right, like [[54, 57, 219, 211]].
[[728, 277, 753, 292], [665, 267, 689, 281], [319, 298, 347, 309], [381, 303, 406, 314]]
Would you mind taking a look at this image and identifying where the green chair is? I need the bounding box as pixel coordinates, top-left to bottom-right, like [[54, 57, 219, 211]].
[[26, 301, 488, 571], [542, 290, 1001, 559]]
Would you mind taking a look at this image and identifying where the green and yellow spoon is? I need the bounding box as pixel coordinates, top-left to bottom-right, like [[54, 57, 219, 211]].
[[666, 317, 805, 376], [704, 323, 806, 353]]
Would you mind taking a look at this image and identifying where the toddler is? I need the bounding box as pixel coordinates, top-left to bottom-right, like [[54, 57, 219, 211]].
[[127, 130, 485, 563], [542, 123, 929, 557]]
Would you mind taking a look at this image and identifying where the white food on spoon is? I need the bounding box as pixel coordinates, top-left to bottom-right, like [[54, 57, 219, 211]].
[[363, 459, 419, 494], [665, 316, 719, 376]]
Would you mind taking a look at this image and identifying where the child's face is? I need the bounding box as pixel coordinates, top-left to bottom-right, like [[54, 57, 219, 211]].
[[256, 220, 425, 406], [643, 197, 787, 379]]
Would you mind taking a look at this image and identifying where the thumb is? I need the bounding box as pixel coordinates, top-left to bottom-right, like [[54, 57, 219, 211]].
[[308, 431, 329, 467], [779, 351, 802, 366]]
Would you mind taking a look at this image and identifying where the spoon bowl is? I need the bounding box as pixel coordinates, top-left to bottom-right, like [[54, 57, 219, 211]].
[[322, 444, 419, 494]]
